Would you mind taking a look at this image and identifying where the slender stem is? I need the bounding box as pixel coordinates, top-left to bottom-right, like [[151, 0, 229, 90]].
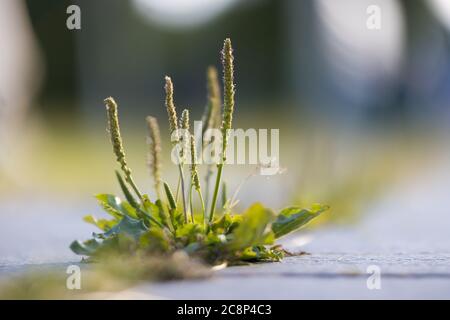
[[178, 164, 188, 223], [175, 175, 181, 203], [204, 165, 213, 211], [208, 164, 223, 223], [156, 188, 162, 203], [189, 185, 194, 223], [197, 188, 206, 227], [125, 175, 144, 203]]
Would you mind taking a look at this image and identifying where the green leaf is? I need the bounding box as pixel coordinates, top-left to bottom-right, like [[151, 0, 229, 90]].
[[115, 171, 139, 209], [155, 199, 171, 228], [239, 247, 257, 260], [176, 223, 204, 243], [169, 208, 184, 230], [142, 197, 167, 227], [272, 204, 329, 238], [210, 213, 241, 235], [205, 232, 227, 246], [92, 234, 137, 257], [96, 193, 143, 221], [95, 194, 124, 219], [104, 215, 148, 240], [83, 215, 116, 231], [163, 182, 177, 210], [139, 228, 172, 252], [229, 203, 275, 250], [238, 246, 284, 262], [70, 239, 101, 256], [119, 201, 139, 219], [210, 213, 232, 234]]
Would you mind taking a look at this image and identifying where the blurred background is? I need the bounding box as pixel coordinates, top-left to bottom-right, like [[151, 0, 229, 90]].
[[1, 0, 450, 262]]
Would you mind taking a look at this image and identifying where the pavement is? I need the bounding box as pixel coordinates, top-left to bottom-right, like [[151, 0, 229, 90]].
[[1, 158, 450, 299]]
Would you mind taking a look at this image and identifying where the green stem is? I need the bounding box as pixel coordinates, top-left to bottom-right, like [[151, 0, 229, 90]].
[[204, 165, 213, 211], [189, 185, 194, 223], [175, 175, 181, 203], [125, 175, 144, 203], [178, 164, 188, 223], [208, 164, 223, 223], [197, 188, 206, 227], [156, 188, 162, 203]]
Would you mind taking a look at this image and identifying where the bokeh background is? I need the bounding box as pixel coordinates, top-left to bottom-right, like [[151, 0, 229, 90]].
[[1, 0, 450, 263]]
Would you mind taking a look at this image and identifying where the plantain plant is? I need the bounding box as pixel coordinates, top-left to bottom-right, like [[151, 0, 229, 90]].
[[71, 39, 329, 265]]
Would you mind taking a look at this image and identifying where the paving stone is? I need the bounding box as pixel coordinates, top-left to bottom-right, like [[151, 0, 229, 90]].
[[0, 162, 449, 298]]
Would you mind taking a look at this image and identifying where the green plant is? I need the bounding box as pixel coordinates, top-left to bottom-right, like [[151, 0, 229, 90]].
[[71, 38, 329, 266]]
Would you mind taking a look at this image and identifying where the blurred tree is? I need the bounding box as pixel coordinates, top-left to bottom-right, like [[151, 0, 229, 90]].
[[25, 0, 78, 116], [24, 0, 285, 122]]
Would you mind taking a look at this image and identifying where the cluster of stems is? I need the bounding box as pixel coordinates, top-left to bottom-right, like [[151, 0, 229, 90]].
[[160, 38, 235, 227], [103, 38, 235, 231]]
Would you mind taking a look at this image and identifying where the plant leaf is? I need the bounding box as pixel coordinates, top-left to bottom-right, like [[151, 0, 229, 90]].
[[142, 197, 167, 227], [95, 194, 124, 219], [115, 171, 139, 209], [238, 246, 283, 262], [83, 215, 116, 231], [139, 228, 172, 252], [272, 204, 329, 238], [119, 201, 139, 219], [70, 239, 101, 256], [103, 215, 148, 240], [163, 182, 177, 210], [210, 213, 242, 235], [154, 199, 170, 228], [176, 223, 204, 244], [228, 203, 275, 250]]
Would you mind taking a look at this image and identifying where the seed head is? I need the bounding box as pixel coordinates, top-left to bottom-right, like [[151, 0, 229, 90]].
[[104, 97, 131, 176], [190, 135, 200, 191], [179, 109, 190, 161], [202, 66, 221, 136], [146, 116, 162, 194], [221, 38, 235, 160], [180, 109, 190, 131], [165, 76, 178, 138]]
